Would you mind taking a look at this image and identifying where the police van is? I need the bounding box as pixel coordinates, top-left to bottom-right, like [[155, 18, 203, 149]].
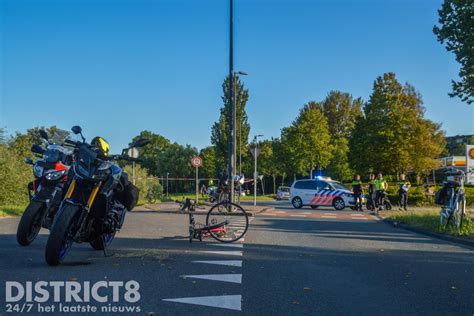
[[289, 177, 363, 210]]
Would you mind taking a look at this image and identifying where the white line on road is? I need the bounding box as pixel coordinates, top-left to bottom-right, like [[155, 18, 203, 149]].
[[321, 216, 337, 219], [273, 211, 286, 213], [290, 215, 307, 217], [199, 251, 243, 256], [181, 274, 242, 284], [209, 243, 244, 249], [193, 260, 243, 267], [351, 217, 369, 220], [163, 295, 242, 311]]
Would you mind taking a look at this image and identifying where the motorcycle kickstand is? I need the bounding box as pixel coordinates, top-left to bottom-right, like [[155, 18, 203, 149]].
[[101, 235, 113, 257]]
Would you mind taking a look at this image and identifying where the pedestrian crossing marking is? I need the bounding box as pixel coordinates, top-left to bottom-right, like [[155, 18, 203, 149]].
[[209, 243, 243, 248], [193, 260, 243, 267], [199, 250, 243, 256], [181, 274, 242, 284], [163, 295, 242, 311]]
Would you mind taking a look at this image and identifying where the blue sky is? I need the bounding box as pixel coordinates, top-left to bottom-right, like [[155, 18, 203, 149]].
[[1, 0, 473, 153]]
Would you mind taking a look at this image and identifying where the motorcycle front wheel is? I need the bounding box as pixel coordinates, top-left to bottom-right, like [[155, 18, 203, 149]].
[[16, 200, 45, 246], [45, 204, 81, 266]]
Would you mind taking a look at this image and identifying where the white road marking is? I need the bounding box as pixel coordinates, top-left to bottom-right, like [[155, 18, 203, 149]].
[[274, 211, 286, 213], [351, 217, 368, 220], [209, 243, 244, 248], [199, 251, 243, 256], [351, 214, 365, 216], [193, 260, 243, 267], [163, 295, 242, 311], [301, 212, 312, 214], [321, 216, 337, 219], [290, 215, 307, 217], [182, 274, 242, 284]]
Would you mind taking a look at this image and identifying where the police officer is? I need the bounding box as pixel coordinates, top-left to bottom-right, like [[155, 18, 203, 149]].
[[352, 175, 363, 211], [375, 173, 388, 211], [398, 174, 411, 211], [367, 174, 377, 212]]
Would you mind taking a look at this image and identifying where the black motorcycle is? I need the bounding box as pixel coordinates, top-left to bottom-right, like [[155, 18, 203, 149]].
[[45, 126, 149, 266], [16, 130, 72, 246]]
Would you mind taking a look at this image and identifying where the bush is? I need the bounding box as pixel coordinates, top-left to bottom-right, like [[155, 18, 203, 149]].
[[122, 165, 163, 205]]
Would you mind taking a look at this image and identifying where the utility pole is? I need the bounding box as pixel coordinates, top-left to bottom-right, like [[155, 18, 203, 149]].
[[228, 0, 235, 204]]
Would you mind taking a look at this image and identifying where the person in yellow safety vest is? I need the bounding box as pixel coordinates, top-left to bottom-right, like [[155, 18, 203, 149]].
[[398, 174, 411, 211], [367, 174, 377, 211], [375, 173, 388, 211], [351, 175, 363, 211]]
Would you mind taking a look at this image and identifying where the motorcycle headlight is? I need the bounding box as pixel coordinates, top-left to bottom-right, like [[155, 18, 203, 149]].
[[92, 161, 112, 180], [33, 164, 44, 177], [45, 170, 66, 180]]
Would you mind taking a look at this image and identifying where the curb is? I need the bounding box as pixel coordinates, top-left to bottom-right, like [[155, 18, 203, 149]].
[[380, 217, 474, 248]]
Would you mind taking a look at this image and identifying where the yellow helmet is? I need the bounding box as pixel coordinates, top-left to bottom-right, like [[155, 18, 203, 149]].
[[91, 136, 110, 158]]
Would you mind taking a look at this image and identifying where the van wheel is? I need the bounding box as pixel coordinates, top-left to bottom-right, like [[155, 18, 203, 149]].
[[333, 198, 345, 210], [292, 197, 303, 209]]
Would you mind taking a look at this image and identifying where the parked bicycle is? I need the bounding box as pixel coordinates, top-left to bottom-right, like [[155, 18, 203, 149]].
[[178, 198, 249, 243], [438, 168, 468, 231]]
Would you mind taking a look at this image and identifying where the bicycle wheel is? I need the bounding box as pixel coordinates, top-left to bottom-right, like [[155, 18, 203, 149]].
[[453, 195, 466, 231], [206, 202, 249, 243], [440, 208, 451, 229]]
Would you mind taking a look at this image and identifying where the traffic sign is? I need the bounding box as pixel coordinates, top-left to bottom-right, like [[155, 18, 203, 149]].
[[191, 156, 203, 168], [250, 148, 261, 158], [128, 148, 139, 158]]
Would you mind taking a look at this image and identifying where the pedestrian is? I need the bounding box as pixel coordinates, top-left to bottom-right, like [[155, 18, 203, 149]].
[[200, 184, 207, 198], [375, 173, 388, 211], [352, 174, 363, 211], [398, 174, 411, 211], [367, 174, 377, 212]]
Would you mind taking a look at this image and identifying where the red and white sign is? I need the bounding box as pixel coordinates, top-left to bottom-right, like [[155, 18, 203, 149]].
[[191, 156, 202, 168]]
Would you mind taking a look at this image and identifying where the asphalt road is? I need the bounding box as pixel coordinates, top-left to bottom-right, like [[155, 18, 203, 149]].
[[0, 201, 473, 315]]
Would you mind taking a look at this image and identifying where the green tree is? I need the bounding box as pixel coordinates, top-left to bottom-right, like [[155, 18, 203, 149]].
[[199, 146, 218, 180], [156, 143, 198, 178], [131, 130, 171, 176], [281, 102, 333, 178], [434, 0, 474, 104], [350, 72, 445, 178], [410, 119, 445, 181], [26, 126, 70, 144], [318, 91, 362, 181], [210, 75, 251, 170]]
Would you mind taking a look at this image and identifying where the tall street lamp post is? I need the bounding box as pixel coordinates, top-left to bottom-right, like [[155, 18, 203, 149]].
[[228, 0, 235, 204]]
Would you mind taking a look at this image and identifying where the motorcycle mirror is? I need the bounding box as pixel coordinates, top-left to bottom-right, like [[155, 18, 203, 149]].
[[131, 138, 150, 148], [71, 126, 82, 135], [31, 144, 45, 155], [24, 158, 34, 165], [71, 125, 86, 142], [39, 130, 49, 141]]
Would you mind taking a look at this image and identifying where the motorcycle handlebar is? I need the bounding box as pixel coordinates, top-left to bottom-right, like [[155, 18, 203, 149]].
[[64, 139, 81, 147]]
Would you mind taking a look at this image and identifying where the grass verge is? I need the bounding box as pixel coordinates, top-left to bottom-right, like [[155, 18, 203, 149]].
[[0, 205, 25, 218], [381, 208, 474, 239]]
